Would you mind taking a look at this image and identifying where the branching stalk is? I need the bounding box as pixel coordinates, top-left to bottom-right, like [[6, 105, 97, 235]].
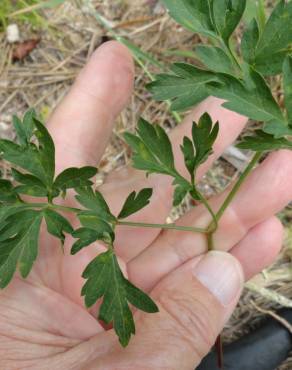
[[23, 202, 207, 234], [216, 152, 262, 222], [22, 202, 81, 214], [196, 190, 218, 231], [117, 220, 206, 234]]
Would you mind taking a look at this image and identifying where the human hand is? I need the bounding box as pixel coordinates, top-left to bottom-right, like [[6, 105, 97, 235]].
[[0, 41, 290, 370]]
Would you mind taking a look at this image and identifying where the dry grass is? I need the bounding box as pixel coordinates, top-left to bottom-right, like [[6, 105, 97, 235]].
[[0, 0, 292, 368]]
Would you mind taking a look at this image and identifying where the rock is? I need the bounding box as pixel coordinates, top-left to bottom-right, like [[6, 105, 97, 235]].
[[6, 24, 20, 43]]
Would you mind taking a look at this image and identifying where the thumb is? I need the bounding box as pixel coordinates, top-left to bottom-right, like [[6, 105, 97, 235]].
[[118, 251, 244, 370]]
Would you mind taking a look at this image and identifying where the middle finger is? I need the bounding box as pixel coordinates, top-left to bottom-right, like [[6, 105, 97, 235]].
[[101, 97, 247, 261], [128, 150, 292, 290]]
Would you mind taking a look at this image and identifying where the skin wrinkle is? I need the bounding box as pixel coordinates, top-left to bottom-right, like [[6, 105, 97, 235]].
[[0, 278, 102, 339], [0, 294, 83, 347], [150, 175, 175, 211], [233, 151, 292, 226], [213, 202, 248, 249], [0, 316, 78, 349], [0, 325, 91, 370], [157, 292, 216, 360], [163, 229, 205, 266], [0, 340, 68, 360], [34, 224, 64, 291], [0, 305, 47, 335], [27, 334, 114, 370], [0, 327, 78, 348], [0, 294, 52, 333]]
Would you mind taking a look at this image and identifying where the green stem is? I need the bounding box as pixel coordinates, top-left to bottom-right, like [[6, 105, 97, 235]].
[[22, 202, 81, 214], [257, 0, 266, 33], [197, 193, 217, 251], [117, 220, 206, 233], [220, 40, 241, 74], [196, 190, 218, 231], [228, 43, 241, 70], [49, 204, 81, 213], [20, 152, 261, 245], [216, 152, 262, 222], [206, 232, 215, 251], [22, 202, 206, 233]]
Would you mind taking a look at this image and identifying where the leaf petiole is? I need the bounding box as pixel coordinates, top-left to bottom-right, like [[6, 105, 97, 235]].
[[195, 189, 218, 231], [21, 202, 81, 214], [220, 39, 241, 73], [21, 202, 207, 234], [117, 220, 206, 234], [216, 152, 262, 222]]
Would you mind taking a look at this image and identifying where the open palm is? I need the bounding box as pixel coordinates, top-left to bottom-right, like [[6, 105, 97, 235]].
[[1, 42, 291, 370]]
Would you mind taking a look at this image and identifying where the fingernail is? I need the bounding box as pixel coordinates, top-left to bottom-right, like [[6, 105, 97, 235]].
[[193, 251, 244, 306]]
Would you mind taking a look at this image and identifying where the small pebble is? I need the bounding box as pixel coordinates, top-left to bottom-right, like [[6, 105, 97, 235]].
[[6, 24, 20, 43], [0, 121, 13, 140]]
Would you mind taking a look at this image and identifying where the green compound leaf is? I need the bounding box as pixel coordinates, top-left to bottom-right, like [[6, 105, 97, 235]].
[[246, 0, 292, 75], [124, 118, 176, 175], [196, 45, 235, 75], [53, 166, 97, 196], [192, 113, 219, 169], [241, 18, 260, 63], [12, 168, 48, 197], [0, 179, 20, 204], [12, 109, 36, 146], [284, 55, 292, 123], [178, 114, 219, 206], [13, 116, 27, 147], [0, 117, 55, 190], [23, 109, 36, 142], [263, 120, 292, 138], [0, 209, 42, 288], [71, 227, 104, 255], [75, 187, 116, 223], [237, 130, 292, 151], [74, 187, 116, 253], [212, 0, 247, 43], [262, 57, 292, 137], [135, 118, 174, 170], [118, 188, 153, 219], [77, 212, 115, 243], [124, 117, 198, 207], [43, 208, 73, 245], [33, 119, 55, 188], [180, 136, 195, 178], [161, 0, 216, 38], [173, 184, 191, 207], [180, 113, 219, 183], [209, 66, 286, 125], [147, 63, 218, 111], [254, 51, 290, 77], [243, 0, 266, 31], [0, 204, 28, 225], [81, 249, 158, 347]]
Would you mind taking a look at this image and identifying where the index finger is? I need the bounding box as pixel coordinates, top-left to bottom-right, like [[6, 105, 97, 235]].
[[47, 41, 134, 173], [103, 98, 248, 260]]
